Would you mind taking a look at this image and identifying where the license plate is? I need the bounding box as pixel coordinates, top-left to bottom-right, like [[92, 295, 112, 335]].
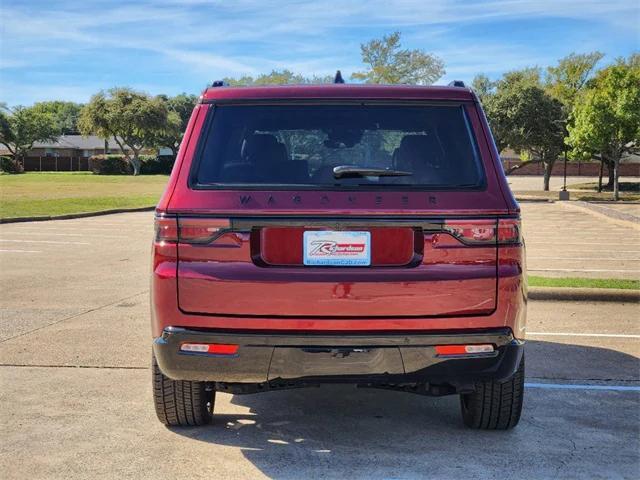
[[303, 231, 371, 266]]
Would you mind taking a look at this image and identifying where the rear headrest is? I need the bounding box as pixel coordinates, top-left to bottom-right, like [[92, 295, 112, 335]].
[[241, 134, 281, 161], [396, 134, 442, 171], [399, 135, 439, 155]]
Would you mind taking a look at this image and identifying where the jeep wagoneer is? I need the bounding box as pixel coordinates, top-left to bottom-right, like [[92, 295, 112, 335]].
[[151, 80, 526, 429]]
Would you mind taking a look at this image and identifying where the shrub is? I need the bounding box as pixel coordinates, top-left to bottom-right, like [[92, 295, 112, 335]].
[[89, 154, 131, 175], [140, 155, 175, 175], [0, 156, 24, 173]]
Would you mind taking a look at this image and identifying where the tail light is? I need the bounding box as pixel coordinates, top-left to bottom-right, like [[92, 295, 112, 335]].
[[443, 218, 521, 246], [154, 216, 230, 244], [497, 218, 521, 245], [155, 216, 178, 243]]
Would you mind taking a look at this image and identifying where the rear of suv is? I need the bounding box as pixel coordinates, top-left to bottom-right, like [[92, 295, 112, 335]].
[[151, 81, 526, 430]]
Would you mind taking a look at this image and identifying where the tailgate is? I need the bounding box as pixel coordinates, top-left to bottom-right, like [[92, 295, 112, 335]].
[[176, 217, 499, 318]]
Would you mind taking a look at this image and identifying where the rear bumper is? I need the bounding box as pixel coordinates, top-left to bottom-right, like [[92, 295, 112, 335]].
[[153, 327, 524, 392]]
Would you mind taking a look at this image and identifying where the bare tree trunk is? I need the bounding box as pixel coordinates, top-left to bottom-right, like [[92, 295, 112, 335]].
[[111, 136, 140, 175], [597, 159, 604, 193], [606, 160, 614, 188], [15, 150, 25, 173], [543, 158, 554, 191], [613, 156, 620, 201], [130, 150, 141, 176]]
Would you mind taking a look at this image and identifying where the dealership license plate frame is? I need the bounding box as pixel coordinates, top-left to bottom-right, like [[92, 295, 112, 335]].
[[303, 231, 371, 266]]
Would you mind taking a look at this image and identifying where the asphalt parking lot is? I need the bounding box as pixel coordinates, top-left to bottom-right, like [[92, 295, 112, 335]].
[[1, 203, 639, 479], [523, 201, 640, 279]]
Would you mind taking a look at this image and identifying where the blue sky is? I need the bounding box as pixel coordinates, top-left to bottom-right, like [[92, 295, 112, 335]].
[[1, 0, 638, 105]]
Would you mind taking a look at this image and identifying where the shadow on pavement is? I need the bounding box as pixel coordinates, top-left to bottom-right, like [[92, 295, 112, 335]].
[[169, 340, 639, 479]]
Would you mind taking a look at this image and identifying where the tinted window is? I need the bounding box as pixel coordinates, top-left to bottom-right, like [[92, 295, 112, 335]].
[[193, 104, 484, 188]]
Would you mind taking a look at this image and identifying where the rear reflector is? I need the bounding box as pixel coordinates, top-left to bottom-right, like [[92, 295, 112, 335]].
[[180, 343, 239, 355], [435, 344, 495, 356]]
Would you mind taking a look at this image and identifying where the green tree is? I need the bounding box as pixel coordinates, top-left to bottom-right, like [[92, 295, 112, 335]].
[[224, 69, 333, 86], [351, 31, 445, 85], [32, 101, 83, 135], [545, 52, 604, 108], [498, 67, 542, 89], [155, 93, 198, 156], [544, 52, 605, 188], [0, 105, 58, 170], [471, 74, 496, 103], [481, 67, 543, 151], [78, 88, 169, 175], [568, 56, 640, 200], [484, 83, 565, 190]]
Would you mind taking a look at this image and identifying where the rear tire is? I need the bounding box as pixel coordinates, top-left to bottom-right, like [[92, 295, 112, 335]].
[[152, 354, 214, 426], [460, 353, 524, 430]]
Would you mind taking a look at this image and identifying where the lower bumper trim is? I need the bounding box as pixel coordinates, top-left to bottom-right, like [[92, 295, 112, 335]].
[[153, 327, 523, 391]]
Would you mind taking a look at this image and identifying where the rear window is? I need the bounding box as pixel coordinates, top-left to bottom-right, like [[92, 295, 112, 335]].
[[192, 104, 485, 189]]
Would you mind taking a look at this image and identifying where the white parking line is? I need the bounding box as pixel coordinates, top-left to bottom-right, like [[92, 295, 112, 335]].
[[528, 332, 640, 339], [2, 228, 147, 233], [0, 249, 42, 253], [0, 232, 129, 239], [528, 268, 638, 273], [525, 383, 640, 392], [526, 242, 639, 246], [0, 239, 90, 245], [529, 257, 640, 261], [527, 250, 640, 254]]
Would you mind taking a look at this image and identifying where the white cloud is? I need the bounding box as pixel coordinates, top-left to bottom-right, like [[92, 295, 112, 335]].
[[1, 0, 637, 104]]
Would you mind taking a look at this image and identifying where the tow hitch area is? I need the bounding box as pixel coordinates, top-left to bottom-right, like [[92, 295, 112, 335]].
[[269, 347, 404, 379]]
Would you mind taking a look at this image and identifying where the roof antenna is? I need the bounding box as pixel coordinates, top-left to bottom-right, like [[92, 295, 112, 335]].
[[334, 70, 345, 84]]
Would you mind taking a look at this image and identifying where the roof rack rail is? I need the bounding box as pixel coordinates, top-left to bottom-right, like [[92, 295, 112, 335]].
[[211, 80, 228, 87], [448, 80, 466, 88]]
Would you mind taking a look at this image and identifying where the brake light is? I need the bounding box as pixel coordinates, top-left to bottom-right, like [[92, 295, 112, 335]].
[[443, 218, 521, 245], [154, 216, 230, 244], [180, 343, 239, 355]]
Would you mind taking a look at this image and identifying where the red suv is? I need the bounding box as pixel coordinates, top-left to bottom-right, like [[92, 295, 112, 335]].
[[151, 81, 526, 430]]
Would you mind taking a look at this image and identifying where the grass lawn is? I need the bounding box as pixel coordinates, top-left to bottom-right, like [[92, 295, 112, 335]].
[[528, 276, 640, 290], [568, 181, 640, 192], [0, 172, 168, 218]]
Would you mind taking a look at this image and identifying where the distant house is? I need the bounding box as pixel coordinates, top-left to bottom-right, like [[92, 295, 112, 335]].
[[0, 135, 134, 171]]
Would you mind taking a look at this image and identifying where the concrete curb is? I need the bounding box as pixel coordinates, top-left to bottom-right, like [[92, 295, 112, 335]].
[[0, 206, 155, 224], [529, 287, 640, 303], [515, 197, 555, 203]]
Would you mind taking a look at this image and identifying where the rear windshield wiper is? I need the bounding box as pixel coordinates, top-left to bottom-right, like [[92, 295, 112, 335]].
[[333, 165, 413, 179]]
